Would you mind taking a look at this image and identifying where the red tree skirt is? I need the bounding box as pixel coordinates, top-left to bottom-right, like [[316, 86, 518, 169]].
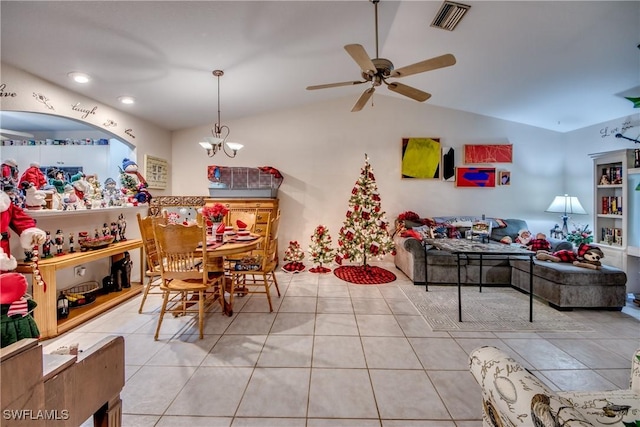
[[334, 265, 396, 285], [309, 265, 332, 274], [282, 262, 306, 273]]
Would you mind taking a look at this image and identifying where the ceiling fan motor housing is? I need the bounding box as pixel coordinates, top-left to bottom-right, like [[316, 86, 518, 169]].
[[361, 58, 394, 81]]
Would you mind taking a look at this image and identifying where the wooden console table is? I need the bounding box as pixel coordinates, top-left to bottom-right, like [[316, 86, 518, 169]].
[[1, 336, 124, 426], [18, 239, 143, 339]]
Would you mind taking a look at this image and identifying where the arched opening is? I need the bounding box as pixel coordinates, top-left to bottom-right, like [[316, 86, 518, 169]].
[[1, 111, 136, 187]]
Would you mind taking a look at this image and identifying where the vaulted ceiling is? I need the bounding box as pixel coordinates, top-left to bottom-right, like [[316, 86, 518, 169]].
[[1, 1, 639, 133]]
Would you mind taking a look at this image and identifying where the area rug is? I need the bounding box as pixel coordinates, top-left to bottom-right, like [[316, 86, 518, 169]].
[[334, 266, 396, 285], [400, 285, 594, 332]]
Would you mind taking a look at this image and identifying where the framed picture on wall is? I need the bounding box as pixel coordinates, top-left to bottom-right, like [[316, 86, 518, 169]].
[[441, 146, 455, 181], [498, 170, 511, 186], [401, 137, 441, 179], [144, 155, 168, 190], [455, 167, 496, 187], [463, 144, 513, 164]]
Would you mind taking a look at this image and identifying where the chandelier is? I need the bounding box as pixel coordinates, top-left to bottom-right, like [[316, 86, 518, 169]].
[[199, 70, 243, 158]]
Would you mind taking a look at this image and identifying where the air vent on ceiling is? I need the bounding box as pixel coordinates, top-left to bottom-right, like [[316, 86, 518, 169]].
[[431, 1, 470, 31]]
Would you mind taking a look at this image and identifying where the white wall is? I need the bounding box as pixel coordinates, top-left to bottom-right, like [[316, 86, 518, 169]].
[[171, 94, 591, 256]]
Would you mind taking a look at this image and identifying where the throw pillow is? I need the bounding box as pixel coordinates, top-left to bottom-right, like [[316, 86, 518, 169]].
[[400, 229, 423, 240], [413, 225, 432, 240]]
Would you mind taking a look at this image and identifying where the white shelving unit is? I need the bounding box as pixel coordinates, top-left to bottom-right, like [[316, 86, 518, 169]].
[[589, 149, 634, 272], [589, 149, 640, 295]]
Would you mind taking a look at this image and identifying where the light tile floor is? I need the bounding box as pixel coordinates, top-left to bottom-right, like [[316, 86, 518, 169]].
[[41, 261, 640, 427]]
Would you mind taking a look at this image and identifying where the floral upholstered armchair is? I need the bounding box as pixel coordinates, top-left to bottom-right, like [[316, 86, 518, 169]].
[[469, 345, 640, 427]]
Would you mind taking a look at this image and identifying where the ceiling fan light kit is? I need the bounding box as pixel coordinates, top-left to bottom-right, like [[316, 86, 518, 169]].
[[306, 0, 457, 112], [201, 69, 243, 158]]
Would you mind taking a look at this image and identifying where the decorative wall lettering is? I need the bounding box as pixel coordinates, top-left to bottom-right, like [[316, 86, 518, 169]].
[[124, 128, 136, 139], [600, 118, 636, 139], [71, 103, 98, 119], [103, 119, 117, 128], [33, 92, 54, 110], [0, 83, 17, 97]]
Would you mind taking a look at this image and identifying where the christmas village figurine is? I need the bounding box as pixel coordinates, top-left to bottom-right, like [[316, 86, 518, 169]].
[[117, 214, 127, 240], [68, 233, 76, 253], [62, 183, 80, 210], [21, 181, 47, 210], [42, 231, 53, 258], [119, 158, 151, 204], [19, 161, 47, 190], [103, 177, 120, 206], [308, 225, 335, 273], [71, 172, 93, 204], [54, 229, 65, 255], [282, 240, 306, 273], [2, 158, 19, 188], [110, 222, 120, 242]]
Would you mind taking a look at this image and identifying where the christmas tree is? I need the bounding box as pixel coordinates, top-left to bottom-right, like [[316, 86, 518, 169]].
[[308, 225, 335, 273], [335, 154, 395, 267], [282, 240, 306, 273]]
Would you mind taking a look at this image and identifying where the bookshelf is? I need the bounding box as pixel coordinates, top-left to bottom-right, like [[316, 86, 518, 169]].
[[589, 149, 635, 275]]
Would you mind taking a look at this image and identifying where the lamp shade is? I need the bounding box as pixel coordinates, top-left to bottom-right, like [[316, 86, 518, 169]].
[[545, 194, 587, 215], [225, 142, 244, 152]]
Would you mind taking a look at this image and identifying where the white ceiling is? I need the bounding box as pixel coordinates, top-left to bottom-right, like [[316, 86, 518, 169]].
[[1, 1, 639, 133]]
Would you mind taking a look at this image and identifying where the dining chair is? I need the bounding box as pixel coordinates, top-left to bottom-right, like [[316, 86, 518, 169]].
[[152, 220, 224, 340], [227, 211, 281, 312], [226, 208, 258, 232], [223, 208, 259, 271], [136, 213, 167, 313]]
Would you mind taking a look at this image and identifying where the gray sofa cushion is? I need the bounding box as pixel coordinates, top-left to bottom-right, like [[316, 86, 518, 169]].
[[511, 259, 627, 286]]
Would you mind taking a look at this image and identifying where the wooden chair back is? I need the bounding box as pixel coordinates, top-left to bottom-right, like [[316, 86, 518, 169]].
[[152, 221, 207, 283], [226, 208, 258, 232], [137, 213, 165, 273]]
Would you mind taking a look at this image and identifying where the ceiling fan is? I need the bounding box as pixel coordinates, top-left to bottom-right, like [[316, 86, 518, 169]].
[[306, 0, 456, 112]]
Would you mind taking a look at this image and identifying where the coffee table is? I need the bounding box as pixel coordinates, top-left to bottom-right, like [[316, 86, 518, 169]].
[[424, 238, 535, 322]]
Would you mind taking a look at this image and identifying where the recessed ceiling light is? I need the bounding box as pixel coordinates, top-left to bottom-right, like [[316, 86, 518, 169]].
[[67, 72, 91, 84], [118, 96, 135, 105]]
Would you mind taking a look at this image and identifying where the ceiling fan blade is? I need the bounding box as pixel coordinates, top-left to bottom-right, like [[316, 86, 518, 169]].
[[344, 44, 377, 74], [351, 87, 375, 112], [387, 82, 431, 102], [306, 80, 367, 90], [390, 54, 456, 78]]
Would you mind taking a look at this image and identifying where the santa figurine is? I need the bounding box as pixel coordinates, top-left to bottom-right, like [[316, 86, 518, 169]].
[[1, 179, 47, 272], [21, 181, 47, 210], [19, 162, 48, 190]]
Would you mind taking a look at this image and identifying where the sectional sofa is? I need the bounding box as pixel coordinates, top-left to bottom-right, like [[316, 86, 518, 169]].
[[393, 216, 627, 310]]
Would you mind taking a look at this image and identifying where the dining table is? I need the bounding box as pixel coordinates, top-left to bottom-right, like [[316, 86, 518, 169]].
[[201, 234, 263, 316]]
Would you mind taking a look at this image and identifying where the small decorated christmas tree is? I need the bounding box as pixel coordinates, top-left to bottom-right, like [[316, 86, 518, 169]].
[[308, 225, 335, 273], [335, 154, 395, 267], [283, 240, 306, 273]]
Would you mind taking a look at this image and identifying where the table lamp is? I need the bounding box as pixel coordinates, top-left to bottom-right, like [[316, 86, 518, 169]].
[[545, 194, 587, 237]]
